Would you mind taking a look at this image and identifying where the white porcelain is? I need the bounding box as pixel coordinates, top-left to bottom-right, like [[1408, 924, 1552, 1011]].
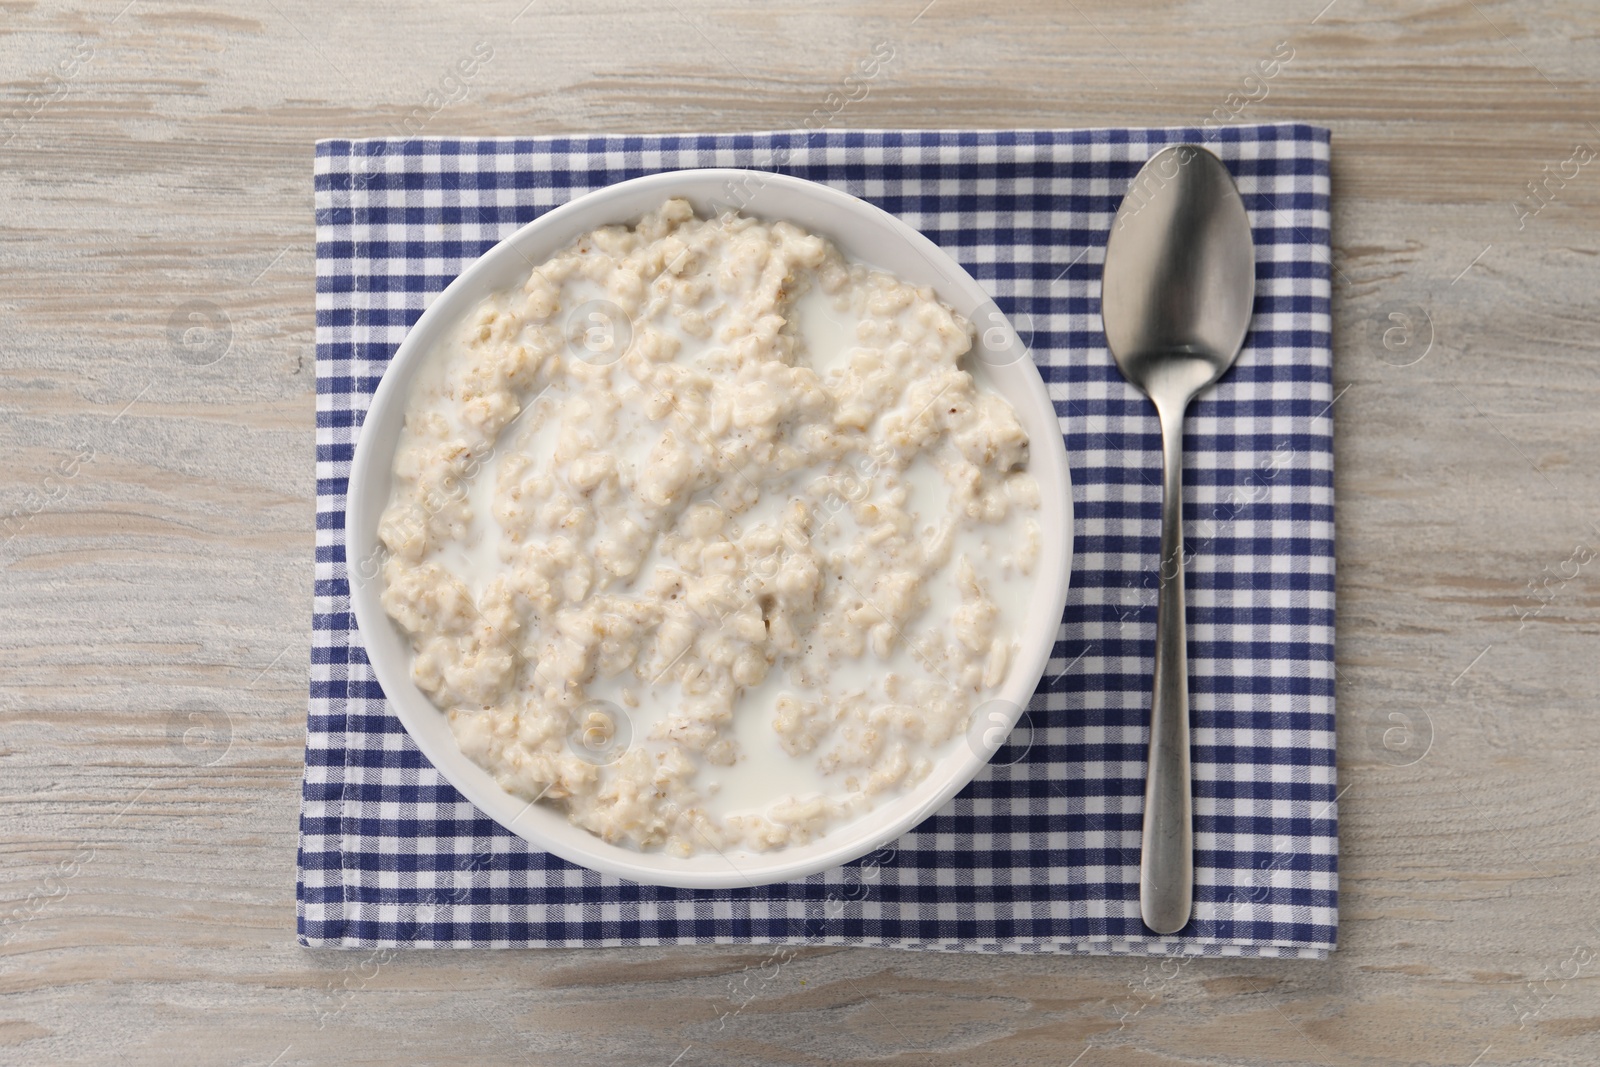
[[346, 169, 1073, 889]]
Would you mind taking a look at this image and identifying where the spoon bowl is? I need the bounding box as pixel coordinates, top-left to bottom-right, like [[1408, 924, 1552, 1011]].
[[1101, 144, 1256, 935], [1104, 144, 1256, 390]]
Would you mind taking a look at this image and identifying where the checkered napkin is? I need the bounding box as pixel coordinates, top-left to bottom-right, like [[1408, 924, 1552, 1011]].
[[300, 125, 1336, 957]]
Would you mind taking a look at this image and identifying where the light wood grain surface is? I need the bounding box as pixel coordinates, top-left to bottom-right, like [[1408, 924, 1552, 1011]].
[[4, 0, 1600, 1064]]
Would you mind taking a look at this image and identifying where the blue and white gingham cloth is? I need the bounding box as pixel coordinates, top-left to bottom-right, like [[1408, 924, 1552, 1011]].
[[301, 126, 1336, 956]]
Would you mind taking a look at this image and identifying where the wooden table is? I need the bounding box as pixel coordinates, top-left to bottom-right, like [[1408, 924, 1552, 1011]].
[[4, 1, 1598, 1063]]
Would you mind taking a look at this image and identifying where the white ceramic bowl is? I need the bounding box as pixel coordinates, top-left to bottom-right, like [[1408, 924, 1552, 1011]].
[[346, 169, 1073, 889]]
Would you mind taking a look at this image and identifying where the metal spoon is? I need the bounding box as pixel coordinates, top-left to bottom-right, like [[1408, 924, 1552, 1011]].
[[1100, 144, 1256, 935]]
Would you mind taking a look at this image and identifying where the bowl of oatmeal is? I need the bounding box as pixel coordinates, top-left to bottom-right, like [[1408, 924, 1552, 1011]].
[[346, 169, 1072, 888]]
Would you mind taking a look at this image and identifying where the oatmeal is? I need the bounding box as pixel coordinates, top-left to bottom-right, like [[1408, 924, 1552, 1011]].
[[377, 199, 1043, 855]]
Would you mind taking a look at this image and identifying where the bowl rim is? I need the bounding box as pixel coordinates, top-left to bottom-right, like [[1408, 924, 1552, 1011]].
[[345, 167, 1074, 889]]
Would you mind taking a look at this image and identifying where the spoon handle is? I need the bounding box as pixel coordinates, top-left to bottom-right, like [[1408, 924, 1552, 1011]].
[[1140, 394, 1195, 935]]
